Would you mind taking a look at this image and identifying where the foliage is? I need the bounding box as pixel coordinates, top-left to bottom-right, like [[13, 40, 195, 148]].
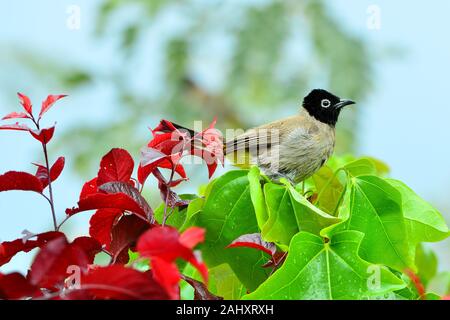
[[1, 94, 449, 300]]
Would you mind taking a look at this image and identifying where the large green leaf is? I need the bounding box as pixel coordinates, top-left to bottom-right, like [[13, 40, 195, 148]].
[[248, 166, 268, 229], [415, 244, 438, 286], [244, 231, 404, 300], [387, 179, 449, 244], [195, 170, 269, 291], [284, 182, 340, 235], [208, 264, 247, 300], [343, 158, 377, 177], [312, 166, 344, 214], [345, 175, 414, 271], [262, 183, 299, 246], [260, 181, 339, 247]]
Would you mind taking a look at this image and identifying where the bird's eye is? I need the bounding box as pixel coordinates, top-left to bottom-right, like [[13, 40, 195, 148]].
[[321, 99, 331, 108]]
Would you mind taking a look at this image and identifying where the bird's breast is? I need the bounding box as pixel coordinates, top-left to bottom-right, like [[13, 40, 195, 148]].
[[277, 124, 336, 182]]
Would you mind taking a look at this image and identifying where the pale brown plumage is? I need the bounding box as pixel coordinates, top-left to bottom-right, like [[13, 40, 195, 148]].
[[224, 109, 336, 183]]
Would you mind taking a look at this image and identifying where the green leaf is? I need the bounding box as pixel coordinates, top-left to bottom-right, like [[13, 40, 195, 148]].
[[343, 158, 377, 177], [195, 170, 269, 291], [284, 182, 340, 235], [243, 231, 404, 300], [313, 166, 345, 214], [387, 179, 449, 244], [260, 181, 340, 247], [248, 166, 268, 230], [345, 176, 414, 271], [154, 194, 196, 227], [415, 244, 438, 286], [181, 263, 246, 300], [262, 183, 299, 246], [126, 250, 150, 272], [154, 194, 203, 231], [365, 157, 390, 175], [208, 264, 246, 300], [424, 292, 442, 300]]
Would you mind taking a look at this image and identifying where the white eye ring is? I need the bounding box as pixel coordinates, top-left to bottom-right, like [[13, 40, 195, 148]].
[[321, 99, 331, 108]]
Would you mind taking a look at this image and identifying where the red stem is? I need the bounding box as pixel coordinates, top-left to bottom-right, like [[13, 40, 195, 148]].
[[42, 142, 57, 230], [32, 117, 58, 230]]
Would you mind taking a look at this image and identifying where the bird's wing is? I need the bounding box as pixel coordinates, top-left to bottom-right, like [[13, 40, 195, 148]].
[[224, 115, 306, 155]]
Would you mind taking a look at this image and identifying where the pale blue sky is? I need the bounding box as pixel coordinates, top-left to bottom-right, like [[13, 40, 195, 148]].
[[1, 0, 449, 273]]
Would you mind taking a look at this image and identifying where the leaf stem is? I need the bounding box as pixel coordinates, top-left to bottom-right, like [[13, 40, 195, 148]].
[[162, 166, 176, 226], [31, 116, 58, 230], [42, 142, 58, 230]]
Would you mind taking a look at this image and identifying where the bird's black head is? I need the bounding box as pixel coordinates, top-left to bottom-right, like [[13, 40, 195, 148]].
[[302, 89, 355, 126]]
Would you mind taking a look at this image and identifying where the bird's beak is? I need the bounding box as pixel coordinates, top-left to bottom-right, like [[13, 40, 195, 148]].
[[334, 99, 356, 109]]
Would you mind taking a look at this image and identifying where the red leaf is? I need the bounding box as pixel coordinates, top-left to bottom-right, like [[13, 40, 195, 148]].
[[137, 226, 208, 284], [110, 214, 152, 264], [34, 163, 49, 187], [150, 257, 180, 299], [0, 171, 44, 193], [97, 148, 134, 186], [66, 192, 148, 217], [39, 94, 67, 119], [1, 112, 30, 120], [0, 273, 39, 300], [29, 126, 55, 144], [0, 231, 64, 267], [158, 181, 190, 208], [89, 209, 123, 250], [179, 227, 205, 249], [152, 119, 178, 134], [181, 274, 223, 300], [28, 237, 90, 289], [98, 181, 154, 221], [79, 177, 98, 200], [17, 92, 32, 115], [191, 148, 219, 178], [0, 122, 32, 131], [50, 156, 65, 182], [62, 265, 171, 300], [227, 233, 276, 256], [138, 158, 186, 186], [33, 157, 65, 189], [140, 146, 167, 167], [72, 237, 102, 263], [148, 132, 187, 155]]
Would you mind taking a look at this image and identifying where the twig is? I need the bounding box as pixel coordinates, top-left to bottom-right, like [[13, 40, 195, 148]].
[[32, 117, 58, 230], [42, 142, 58, 230]]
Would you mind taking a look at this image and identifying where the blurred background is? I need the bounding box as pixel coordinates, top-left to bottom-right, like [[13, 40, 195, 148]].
[[1, 0, 449, 274]]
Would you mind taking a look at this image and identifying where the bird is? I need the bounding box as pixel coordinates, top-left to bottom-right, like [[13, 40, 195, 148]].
[[172, 89, 355, 184]]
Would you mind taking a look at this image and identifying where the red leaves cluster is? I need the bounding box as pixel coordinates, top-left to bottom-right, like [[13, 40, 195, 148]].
[[0, 233, 101, 299], [64, 148, 153, 263], [0, 156, 65, 194], [0, 226, 208, 300], [137, 226, 207, 299], [0, 231, 64, 266], [0, 94, 66, 196], [1, 96, 220, 300], [138, 119, 223, 187], [0, 93, 66, 144]]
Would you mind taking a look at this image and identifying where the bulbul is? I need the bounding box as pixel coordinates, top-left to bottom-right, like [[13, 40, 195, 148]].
[[174, 89, 355, 183]]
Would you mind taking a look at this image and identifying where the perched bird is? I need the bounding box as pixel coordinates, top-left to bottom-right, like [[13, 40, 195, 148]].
[[173, 89, 355, 183]]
